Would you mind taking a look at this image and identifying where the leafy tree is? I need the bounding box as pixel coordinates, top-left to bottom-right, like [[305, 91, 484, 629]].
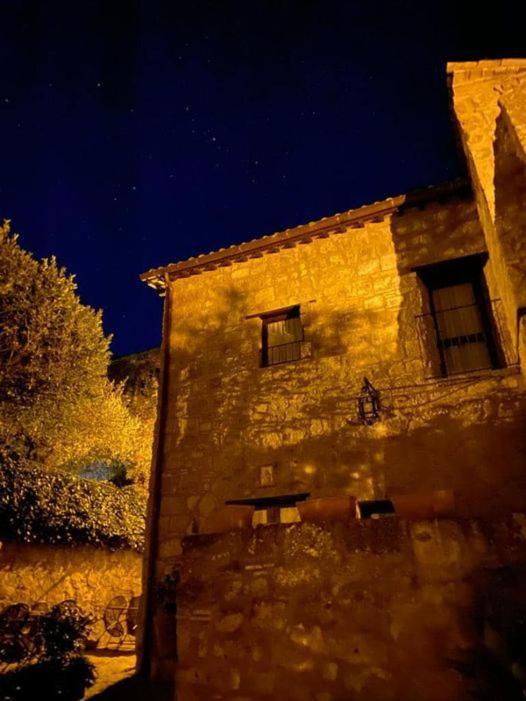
[[0, 220, 151, 485], [0, 221, 108, 408]]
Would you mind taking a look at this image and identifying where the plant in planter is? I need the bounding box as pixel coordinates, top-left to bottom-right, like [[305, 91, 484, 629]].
[[153, 571, 179, 660], [200, 504, 255, 533], [298, 495, 357, 524], [390, 489, 455, 520]]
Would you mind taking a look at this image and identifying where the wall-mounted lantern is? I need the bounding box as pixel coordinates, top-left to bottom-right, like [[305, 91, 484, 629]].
[[357, 377, 380, 425]]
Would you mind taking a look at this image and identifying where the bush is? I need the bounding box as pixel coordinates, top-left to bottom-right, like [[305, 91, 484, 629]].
[[0, 655, 95, 701], [0, 601, 95, 701], [37, 601, 93, 659], [0, 458, 146, 551]]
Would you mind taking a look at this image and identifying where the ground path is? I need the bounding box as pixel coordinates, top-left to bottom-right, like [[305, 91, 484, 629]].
[[85, 652, 171, 700], [86, 651, 136, 698]]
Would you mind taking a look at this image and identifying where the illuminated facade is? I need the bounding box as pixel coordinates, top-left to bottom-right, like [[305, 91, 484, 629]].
[[140, 60, 526, 700]]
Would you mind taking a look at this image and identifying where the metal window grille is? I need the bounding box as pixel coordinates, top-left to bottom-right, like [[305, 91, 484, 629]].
[[416, 297, 513, 379], [262, 308, 304, 367]]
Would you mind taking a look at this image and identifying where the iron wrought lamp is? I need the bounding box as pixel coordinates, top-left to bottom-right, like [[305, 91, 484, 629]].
[[357, 377, 380, 425]]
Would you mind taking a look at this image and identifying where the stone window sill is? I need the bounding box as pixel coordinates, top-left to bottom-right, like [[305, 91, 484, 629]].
[[430, 364, 521, 384]]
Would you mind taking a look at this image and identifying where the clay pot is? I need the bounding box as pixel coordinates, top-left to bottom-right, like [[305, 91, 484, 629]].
[[298, 496, 356, 524], [201, 505, 255, 534], [154, 610, 178, 660], [390, 490, 454, 520]]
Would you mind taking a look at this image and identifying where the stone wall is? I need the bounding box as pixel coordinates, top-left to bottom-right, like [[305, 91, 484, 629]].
[[154, 189, 526, 575], [109, 347, 159, 413], [110, 346, 159, 433], [448, 60, 526, 359], [447, 60, 526, 219], [141, 61, 526, 689], [175, 518, 526, 701], [0, 540, 142, 649]]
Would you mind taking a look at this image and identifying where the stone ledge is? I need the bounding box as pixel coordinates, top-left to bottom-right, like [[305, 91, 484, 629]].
[[448, 58, 526, 74]]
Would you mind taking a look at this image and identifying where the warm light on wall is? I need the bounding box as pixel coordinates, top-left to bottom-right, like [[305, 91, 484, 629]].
[[357, 377, 381, 425]]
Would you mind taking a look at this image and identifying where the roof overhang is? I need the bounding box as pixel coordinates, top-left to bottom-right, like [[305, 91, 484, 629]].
[[140, 178, 471, 293]]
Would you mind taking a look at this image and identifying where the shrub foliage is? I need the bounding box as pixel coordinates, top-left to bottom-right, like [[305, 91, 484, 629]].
[[0, 601, 96, 701], [0, 458, 145, 551], [0, 656, 95, 701]]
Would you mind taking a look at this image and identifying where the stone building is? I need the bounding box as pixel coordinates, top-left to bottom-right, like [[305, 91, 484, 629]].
[[109, 346, 160, 409], [139, 60, 526, 700]]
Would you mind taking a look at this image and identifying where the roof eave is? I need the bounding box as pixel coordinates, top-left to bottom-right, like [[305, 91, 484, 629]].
[[140, 178, 471, 291]]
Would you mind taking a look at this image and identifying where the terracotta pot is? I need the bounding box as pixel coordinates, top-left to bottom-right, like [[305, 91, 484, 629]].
[[298, 496, 356, 523], [154, 611, 178, 659], [390, 490, 454, 520], [201, 505, 255, 534]]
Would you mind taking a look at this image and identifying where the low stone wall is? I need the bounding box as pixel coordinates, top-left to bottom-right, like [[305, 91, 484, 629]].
[[0, 541, 142, 650], [175, 517, 526, 701]]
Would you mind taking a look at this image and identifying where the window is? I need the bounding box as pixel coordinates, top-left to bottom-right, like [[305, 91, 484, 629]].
[[261, 305, 304, 367], [226, 493, 309, 527], [417, 255, 501, 377]]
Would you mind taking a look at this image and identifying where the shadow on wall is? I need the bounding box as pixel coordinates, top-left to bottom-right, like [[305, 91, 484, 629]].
[[494, 110, 526, 319], [161, 272, 526, 535], [165, 281, 408, 518], [0, 543, 142, 652], [388, 191, 526, 518]]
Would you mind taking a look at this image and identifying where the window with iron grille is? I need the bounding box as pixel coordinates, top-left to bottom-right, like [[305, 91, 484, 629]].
[[261, 305, 304, 367], [417, 255, 502, 377]]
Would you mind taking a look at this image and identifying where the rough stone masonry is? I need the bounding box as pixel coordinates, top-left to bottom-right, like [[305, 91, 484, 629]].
[[139, 59, 526, 699]]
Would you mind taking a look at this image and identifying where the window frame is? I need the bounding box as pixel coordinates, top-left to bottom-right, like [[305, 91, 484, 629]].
[[260, 304, 304, 368], [416, 255, 502, 377]]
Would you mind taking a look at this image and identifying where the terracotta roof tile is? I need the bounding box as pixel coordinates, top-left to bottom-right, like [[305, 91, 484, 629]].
[[140, 178, 470, 291]]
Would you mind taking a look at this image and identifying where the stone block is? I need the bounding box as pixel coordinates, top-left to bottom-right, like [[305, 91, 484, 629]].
[[215, 612, 244, 634], [158, 537, 182, 559], [250, 670, 276, 695], [322, 661, 338, 681]]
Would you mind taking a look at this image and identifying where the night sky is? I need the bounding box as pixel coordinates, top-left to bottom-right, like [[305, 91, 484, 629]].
[[1, 1, 525, 356]]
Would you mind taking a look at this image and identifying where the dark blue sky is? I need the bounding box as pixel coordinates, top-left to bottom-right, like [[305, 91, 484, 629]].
[[1, 1, 524, 356]]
